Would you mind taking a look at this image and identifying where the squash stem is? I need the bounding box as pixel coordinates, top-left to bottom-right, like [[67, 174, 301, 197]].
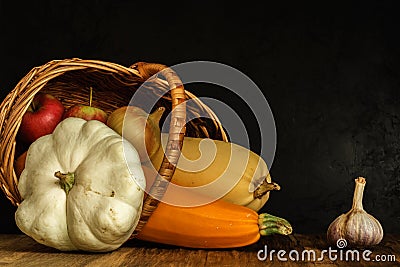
[[149, 107, 166, 124], [55, 171, 75, 195], [258, 213, 293, 236], [254, 180, 281, 199]]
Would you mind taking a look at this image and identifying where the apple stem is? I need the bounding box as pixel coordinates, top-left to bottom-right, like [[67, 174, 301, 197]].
[[29, 99, 37, 112], [89, 87, 93, 107]]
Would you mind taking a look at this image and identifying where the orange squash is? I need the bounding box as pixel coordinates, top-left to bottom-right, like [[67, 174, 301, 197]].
[[136, 166, 292, 248], [136, 198, 292, 248]]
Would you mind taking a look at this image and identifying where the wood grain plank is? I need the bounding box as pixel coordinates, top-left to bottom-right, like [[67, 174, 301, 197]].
[[117, 239, 209, 267], [0, 234, 398, 267], [0, 236, 103, 266]]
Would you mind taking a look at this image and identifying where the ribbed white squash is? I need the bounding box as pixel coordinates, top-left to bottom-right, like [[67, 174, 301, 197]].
[[15, 118, 145, 252]]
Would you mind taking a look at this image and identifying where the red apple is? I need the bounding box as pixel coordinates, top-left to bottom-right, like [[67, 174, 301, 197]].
[[63, 105, 108, 123], [62, 87, 107, 123], [18, 93, 65, 144]]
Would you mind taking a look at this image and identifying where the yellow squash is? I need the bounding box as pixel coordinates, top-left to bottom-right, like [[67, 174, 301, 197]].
[[145, 133, 280, 211]]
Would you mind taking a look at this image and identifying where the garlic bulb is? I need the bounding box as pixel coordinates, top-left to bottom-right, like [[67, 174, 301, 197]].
[[327, 177, 383, 248]]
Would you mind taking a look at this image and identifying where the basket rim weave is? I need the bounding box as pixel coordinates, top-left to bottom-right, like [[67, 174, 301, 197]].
[[0, 58, 227, 237]]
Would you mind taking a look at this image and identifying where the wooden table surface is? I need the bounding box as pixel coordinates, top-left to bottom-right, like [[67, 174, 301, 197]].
[[0, 234, 398, 266]]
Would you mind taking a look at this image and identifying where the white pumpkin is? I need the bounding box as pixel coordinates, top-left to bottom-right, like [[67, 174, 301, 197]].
[[15, 117, 145, 252]]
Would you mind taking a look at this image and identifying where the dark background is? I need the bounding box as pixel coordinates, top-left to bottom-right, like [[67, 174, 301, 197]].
[[1, 1, 399, 235]]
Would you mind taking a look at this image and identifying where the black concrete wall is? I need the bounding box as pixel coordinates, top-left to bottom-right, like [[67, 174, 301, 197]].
[[0, 1, 399, 234]]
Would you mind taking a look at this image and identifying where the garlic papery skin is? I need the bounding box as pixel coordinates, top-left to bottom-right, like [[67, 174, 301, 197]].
[[327, 177, 384, 248]]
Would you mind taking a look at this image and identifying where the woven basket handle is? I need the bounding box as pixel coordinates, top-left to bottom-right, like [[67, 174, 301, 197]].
[[130, 62, 186, 236]]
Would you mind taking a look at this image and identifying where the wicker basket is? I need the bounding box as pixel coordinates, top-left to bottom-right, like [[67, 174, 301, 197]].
[[0, 58, 227, 237]]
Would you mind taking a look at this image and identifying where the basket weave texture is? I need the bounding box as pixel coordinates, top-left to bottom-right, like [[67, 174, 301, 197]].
[[0, 58, 227, 236]]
